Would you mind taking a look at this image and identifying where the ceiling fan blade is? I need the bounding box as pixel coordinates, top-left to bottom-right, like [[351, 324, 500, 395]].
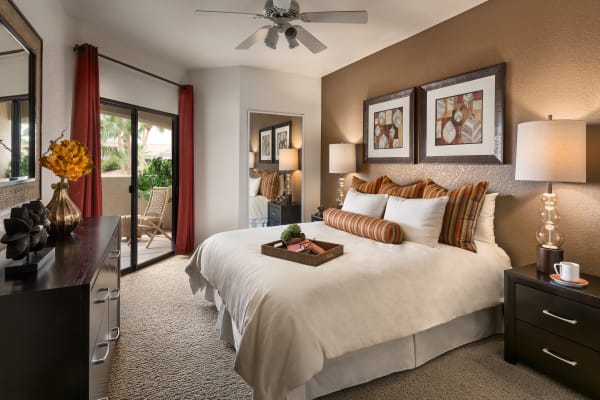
[[300, 11, 368, 24], [235, 26, 271, 49], [294, 26, 326, 54], [194, 9, 264, 18]]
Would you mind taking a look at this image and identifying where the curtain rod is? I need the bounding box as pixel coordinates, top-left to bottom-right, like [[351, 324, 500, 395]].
[[73, 44, 182, 88]]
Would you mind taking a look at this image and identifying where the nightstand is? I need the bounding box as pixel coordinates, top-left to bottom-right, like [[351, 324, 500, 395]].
[[311, 213, 323, 222], [504, 264, 600, 398], [268, 203, 300, 226]]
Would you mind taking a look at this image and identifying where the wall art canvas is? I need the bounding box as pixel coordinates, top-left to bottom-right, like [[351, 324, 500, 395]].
[[418, 63, 505, 164], [363, 87, 415, 163], [259, 127, 273, 162], [273, 121, 291, 161]]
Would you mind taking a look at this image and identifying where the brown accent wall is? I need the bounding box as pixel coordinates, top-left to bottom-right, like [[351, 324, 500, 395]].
[[321, 0, 600, 276]]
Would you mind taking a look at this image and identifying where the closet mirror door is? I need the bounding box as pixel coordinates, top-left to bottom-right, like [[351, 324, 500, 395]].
[[248, 112, 303, 228]]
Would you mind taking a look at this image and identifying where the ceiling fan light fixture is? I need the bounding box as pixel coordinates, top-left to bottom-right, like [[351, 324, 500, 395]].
[[264, 26, 279, 49], [284, 26, 297, 39], [286, 36, 299, 49]]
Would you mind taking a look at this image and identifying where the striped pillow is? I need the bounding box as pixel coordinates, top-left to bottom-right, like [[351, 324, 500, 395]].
[[379, 180, 426, 198], [351, 175, 389, 194], [423, 180, 489, 252], [260, 172, 280, 201], [324, 208, 403, 244]]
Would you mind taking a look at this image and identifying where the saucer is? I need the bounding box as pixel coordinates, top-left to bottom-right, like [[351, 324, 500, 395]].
[[549, 274, 589, 288]]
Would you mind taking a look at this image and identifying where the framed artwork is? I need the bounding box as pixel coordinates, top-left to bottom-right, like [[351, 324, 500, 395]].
[[259, 127, 273, 162], [363, 87, 415, 163], [418, 63, 505, 164], [273, 121, 292, 161]]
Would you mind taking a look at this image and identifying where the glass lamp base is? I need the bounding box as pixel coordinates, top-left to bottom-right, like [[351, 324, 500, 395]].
[[536, 246, 563, 274]]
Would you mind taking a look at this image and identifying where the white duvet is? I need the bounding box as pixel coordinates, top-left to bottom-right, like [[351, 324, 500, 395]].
[[185, 222, 511, 399]]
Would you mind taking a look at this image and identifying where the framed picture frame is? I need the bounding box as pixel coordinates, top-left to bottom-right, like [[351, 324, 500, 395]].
[[259, 127, 273, 162], [418, 63, 505, 164], [363, 87, 415, 163], [273, 121, 292, 161]]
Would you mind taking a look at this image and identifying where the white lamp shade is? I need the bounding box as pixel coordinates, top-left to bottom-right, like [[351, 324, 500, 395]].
[[279, 148, 298, 171], [249, 151, 255, 169], [329, 143, 356, 174], [515, 119, 586, 183]]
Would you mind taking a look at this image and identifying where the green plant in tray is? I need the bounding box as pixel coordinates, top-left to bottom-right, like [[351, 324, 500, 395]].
[[280, 224, 305, 243]]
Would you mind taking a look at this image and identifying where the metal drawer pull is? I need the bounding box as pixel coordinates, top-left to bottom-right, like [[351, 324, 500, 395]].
[[91, 342, 110, 364], [542, 309, 577, 325], [109, 288, 120, 301], [542, 348, 577, 367], [110, 250, 121, 259], [94, 288, 110, 304], [109, 327, 121, 341]]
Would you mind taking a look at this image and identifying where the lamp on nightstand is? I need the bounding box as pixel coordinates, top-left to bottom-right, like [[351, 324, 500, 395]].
[[329, 143, 356, 207], [515, 116, 586, 273], [249, 151, 255, 169], [279, 148, 298, 205]]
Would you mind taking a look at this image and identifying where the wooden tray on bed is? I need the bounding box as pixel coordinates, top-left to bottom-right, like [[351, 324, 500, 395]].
[[261, 240, 343, 266]]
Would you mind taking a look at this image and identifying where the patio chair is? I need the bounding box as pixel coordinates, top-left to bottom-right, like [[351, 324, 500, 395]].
[[137, 186, 172, 248]]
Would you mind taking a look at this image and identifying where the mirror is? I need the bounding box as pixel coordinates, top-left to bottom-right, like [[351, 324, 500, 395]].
[[0, 0, 42, 211], [248, 112, 303, 228]]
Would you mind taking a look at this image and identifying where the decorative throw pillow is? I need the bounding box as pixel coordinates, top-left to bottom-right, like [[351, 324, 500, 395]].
[[474, 193, 498, 244], [383, 196, 449, 247], [342, 188, 389, 218], [324, 208, 403, 244], [378, 179, 426, 198], [260, 172, 279, 201], [423, 180, 489, 252], [249, 176, 262, 196], [249, 169, 263, 179], [351, 175, 389, 194]]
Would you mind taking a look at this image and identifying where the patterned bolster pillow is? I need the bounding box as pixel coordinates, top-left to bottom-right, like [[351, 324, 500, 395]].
[[323, 208, 403, 244]]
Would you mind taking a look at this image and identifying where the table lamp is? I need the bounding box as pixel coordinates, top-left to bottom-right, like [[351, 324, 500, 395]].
[[249, 151, 255, 169], [329, 143, 356, 207], [279, 148, 298, 204], [515, 116, 586, 273]]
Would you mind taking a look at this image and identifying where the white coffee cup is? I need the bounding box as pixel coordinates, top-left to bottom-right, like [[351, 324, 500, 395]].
[[553, 261, 580, 282]]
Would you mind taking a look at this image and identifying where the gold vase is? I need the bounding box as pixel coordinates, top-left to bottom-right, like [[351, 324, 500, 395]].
[[46, 179, 81, 236]]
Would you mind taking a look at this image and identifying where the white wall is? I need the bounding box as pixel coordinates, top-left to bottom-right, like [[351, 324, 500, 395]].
[[190, 67, 241, 243], [191, 65, 321, 244]]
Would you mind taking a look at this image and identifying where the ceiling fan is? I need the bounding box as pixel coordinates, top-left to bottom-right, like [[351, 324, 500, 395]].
[[194, 0, 368, 54]]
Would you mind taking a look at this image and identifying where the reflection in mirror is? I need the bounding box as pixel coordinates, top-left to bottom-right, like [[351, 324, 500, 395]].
[[0, 22, 33, 183], [248, 112, 303, 228], [0, 0, 41, 214]]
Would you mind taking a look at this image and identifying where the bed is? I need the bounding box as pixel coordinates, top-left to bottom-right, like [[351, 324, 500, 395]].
[[249, 194, 269, 228], [185, 220, 512, 400]]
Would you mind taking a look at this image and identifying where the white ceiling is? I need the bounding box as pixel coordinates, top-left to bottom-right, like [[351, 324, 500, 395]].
[[60, 0, 487, 78]]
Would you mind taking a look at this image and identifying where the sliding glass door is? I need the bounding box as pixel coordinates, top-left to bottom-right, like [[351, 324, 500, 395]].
[[100, 99, 178, 273]]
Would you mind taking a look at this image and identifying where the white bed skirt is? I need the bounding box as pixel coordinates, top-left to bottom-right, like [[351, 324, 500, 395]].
[[201, 282, 503, 400]]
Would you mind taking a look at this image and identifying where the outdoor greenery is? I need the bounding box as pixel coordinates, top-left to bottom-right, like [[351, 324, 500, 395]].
[[137, 157, 172, 200]]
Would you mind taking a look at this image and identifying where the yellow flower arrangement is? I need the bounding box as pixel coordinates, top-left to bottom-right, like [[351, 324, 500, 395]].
[[40, 131, 94, 187]]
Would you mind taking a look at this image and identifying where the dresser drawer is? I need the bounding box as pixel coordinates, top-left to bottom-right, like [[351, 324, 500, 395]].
[[516, 284, 600, 351], [516, 321, 600, 398]]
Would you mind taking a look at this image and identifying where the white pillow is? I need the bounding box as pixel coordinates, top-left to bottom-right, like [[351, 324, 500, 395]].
[[249, 176, 262, 196], [342, 188, 389, 218], [383, 196, 449, 247], [474, 193, 498, 244]]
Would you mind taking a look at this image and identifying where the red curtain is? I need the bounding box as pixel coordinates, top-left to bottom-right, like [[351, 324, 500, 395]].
[[176, 85, 195, 254], [69, 44, 102, 217]]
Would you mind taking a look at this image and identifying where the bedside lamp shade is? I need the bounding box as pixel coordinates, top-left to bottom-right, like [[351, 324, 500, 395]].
[[515, 119, 586, 183], [279, 148, 298, 171], [514, 117, 586, 273], [329, 143, 356, 173], [249, 151, 255, 169]]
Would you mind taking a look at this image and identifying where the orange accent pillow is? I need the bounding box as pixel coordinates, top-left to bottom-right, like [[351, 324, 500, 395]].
[[423, 180, 489, 252], [324, 208, 403, 244], [378, 179, 426, 198], [351, 176, 389, 194], [260, 172, 280, 201]]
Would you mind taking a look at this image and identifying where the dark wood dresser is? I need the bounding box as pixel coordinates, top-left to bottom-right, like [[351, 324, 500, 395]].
[[504, 264, 600, 398], [0, 216, 121, 400], [268, 202, 301, 226]]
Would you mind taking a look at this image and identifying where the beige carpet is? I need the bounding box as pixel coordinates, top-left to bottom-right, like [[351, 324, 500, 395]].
[[109, 257, 589, 400]]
